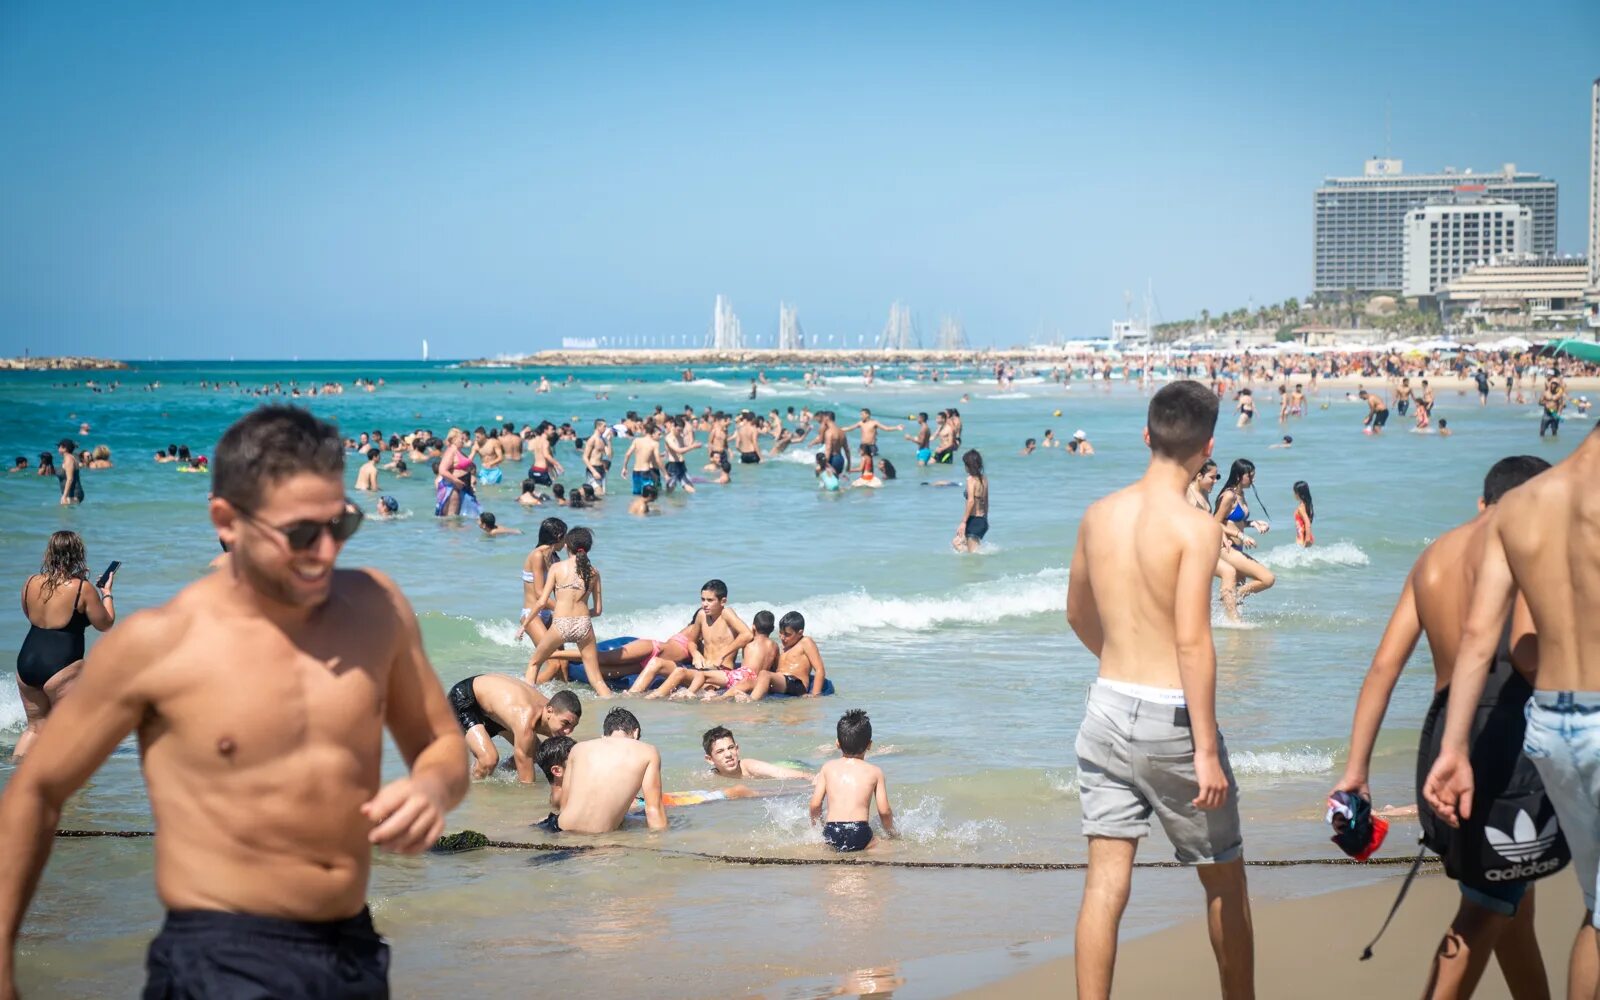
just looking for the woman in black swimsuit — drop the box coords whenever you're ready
[14,531,115,758]
[56,439,84,505]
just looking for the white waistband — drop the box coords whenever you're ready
[1095,677,1187,707]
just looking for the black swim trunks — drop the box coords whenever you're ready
[932,448,954,465]
[144,907,388,1000]
[1372,409,1389,428]
[822,820,872,852]
[964,515,989,541]
[860,443,878,458]
[781,675,808,697]
[740,451,761,464]
[827,452,845,474]
[448,677,507,740]
[529,468,553,486]
[537,812,561,833]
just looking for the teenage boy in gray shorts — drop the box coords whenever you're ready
[1066,380,1254,999]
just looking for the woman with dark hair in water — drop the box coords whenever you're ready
[514,517,568,653]
[1187,459,1242,621]
[56,440,84,505]
[954,449,989,553]
[523,527,607,697]
[1293,481,1315,548]
[1212,458,1276,601]
[14,531,115,757]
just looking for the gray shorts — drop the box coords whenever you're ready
[1074,683,1243,865]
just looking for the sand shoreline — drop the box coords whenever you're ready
[953,869,1585,999]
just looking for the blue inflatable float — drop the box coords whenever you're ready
[565,636,835,696]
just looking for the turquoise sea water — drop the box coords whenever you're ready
[0,360,1586,997]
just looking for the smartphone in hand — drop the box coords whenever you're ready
[96,560,121,588]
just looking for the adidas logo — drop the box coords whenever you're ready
[1485,810,1560,863]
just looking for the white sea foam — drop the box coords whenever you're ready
[0,686,27,731]
[1254,541,1369,569]
[980,392,1034,399]
[774,448,823,465]
[469,569,1067,648]
[747,794,1004,851]
[1230,747,1335,776]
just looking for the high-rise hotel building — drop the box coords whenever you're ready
[1313,159,1557,295]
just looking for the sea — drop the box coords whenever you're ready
[0,360,1585,997]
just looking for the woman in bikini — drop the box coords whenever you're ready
[523,527,607,698]
[954,449,988,552]
[434,427,479,517]
[1212,458,1276,603]
[516,517,567,669]
[1293,480,1315,548]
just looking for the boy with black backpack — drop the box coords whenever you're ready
[1335,455,1566,997]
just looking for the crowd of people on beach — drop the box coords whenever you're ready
[3,353,1598,998]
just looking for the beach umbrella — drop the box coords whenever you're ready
[1545,339,1600,364]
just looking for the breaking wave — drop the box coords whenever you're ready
[1253,541,1370,570]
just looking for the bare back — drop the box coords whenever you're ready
[558,736,660,833]
[1071,482,1221,688]
[816,757,882,823]
[1412,516,1536,690]
[1494,442,1600,691]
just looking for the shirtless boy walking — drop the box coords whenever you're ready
[1065,380,1253,999]
[0,405,469,998]
[809,709,895,852]
[1426,423,1600,999]
[1334,456,1554,998]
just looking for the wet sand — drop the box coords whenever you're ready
[957,871,1586,999]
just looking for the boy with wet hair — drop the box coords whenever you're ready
[1066,380,1254,999]
[702,726,811,780]
[746,611,827,700]
[648,580,753,699]
[552,708,665,834]
[535,735,575,831]
[809,710,894,852]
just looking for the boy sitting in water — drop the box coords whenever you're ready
[628,483,659,516]
[745,611,826,700]
[702,726,812,780]
[702,610,781,701]
[478,512,522,537]
[809,710,895,853]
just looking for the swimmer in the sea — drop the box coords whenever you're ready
[905,412,933,465]
[702,726,812,779]
[746,610,827,700]
[629,483,659,515]
[1292,480,1314,548]
[1187,459,1241,621]
[354,448,380,491]
[545,708,665,834]
[478,512,522,537]
[1269,435,1292,449]
[647,580,753,700]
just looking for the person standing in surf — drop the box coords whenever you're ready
[1066,380,1254,1000]
[0,404,468,998]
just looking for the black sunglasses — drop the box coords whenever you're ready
[235,500,363,551]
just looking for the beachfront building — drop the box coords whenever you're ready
[1438,256,1591,330]
[1314,159,1557,296]
[1401,194,1530,298]
[1589,78,1599,299]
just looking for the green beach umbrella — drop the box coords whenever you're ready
[1544,339,1600,364]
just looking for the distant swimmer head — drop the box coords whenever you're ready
[536,735,574,783]
[1281,435,1293,445]
[962,449,985,478]
[752,610,775,636]
[641,484,658,502]
[478,512,497,532]
[1221,458,1256,492]
[603,707,641,739]
[1481,455,1552,507]
[521,478,539,496]
[543,690,582,737]
[880,458,897,480]
[538,517,568,549]
[377,495,399,514]
[837,709,872,757]
[1145,381,1219,464]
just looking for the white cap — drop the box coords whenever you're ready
[1073,429,1087,440]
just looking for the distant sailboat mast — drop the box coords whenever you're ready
[422,338,429,362]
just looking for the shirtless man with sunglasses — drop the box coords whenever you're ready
[0,404,468,999]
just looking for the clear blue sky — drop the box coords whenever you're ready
[2,1,1596,359]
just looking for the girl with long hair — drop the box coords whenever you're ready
[954,449,989,552]
[1188,459,1243,620]
[1293,481,1315,548]
[515,518,568,653]
[523,527,606,697]
[14,531,116,757]
[1212,458,1276,602]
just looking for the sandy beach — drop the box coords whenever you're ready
[960,870,1585,999]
